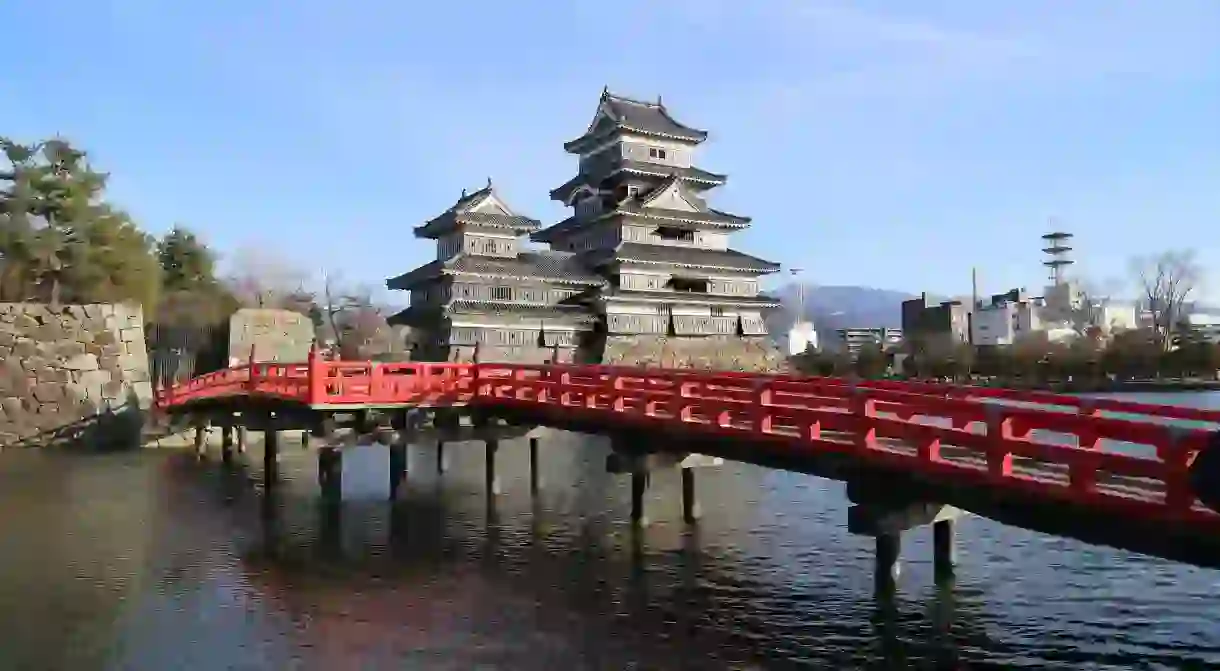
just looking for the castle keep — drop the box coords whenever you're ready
[389,90,783,369]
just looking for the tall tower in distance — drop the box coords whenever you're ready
[1041,230,1074,286]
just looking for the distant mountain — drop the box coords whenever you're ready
[766,284,915,344]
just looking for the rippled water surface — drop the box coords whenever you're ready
[2,393,1220,669]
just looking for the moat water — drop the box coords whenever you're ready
[2,392,1220,670]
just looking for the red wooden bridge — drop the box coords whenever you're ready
[156,349,1220,581]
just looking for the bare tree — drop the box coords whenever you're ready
[1131,250,1202,350]
[223,246,312,309]
[320,272,404,360]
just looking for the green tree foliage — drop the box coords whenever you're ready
[853,343,888,379]
[0,136,160,310]
[158,225,217,292]
[792,348,853,377]
[155,226,237,328]
[902,328,1220,386]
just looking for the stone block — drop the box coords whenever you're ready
[63,353,100,371]
[13,339,38,358]
[32,383,64,403]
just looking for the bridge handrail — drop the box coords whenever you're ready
[156,356,1218,524]
[476,367,1214,525]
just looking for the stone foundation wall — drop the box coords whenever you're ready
[0,303,152,448]
[600,335,787,373]
[228,308,315,364]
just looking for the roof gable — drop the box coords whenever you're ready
[564,89,708,153]
[467,191,513,216]
[639,176,701,212]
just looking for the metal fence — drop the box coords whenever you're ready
[146,322,229,390]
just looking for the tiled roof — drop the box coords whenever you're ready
[564,91,708,153]
[600,290,782,308]
[617,201,750,226]
[415,212,540,239]
[413,182,541,239]
[387,302,595,326]
[532,204,750,244]
[585,243,780,273]
[386,252,605,290]
[549,160,727,202]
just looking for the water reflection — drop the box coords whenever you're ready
[1,422,1220,668]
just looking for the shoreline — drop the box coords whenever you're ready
[970,379,1220,394]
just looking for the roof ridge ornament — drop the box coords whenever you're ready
[600,85,609,99]
[486,176,493,189]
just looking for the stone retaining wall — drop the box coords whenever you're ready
[601,335,787,373]
[0,303,152,448]
[228,308,314,364]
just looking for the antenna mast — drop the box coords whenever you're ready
[1041,224,1074,286]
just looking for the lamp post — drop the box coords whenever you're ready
[790,268,805,319]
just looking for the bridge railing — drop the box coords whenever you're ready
[155,347,476,408]
[155,358,1219,523]
[472,363,1218,527]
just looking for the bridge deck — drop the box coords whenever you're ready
[156,355,1220,566]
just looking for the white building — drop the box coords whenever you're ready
[971,287,1084,346]
[1098,302,1139,334]
[834,327,902,354]
[1183,312,1220,344]
[787,320,817,355]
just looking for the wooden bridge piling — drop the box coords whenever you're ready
[436,441,448,474]
[193,423,207,460]
[681,467,700,523]
[933,519,957,582]
[263,426,279,487]
[318,446,342,503]
[485,440,502,496]
[389,439,407,500]
[528,436,541,494]
[630,471,650,526]
[220,425,234,466]
[874,534,902,595]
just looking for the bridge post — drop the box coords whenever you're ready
[437,441,448,474]
[681,467,701,523]
[318,446,343,504]
[630,471,650,526]
[193,422,207,460]
[528,436,541,494]
[220,425,234,466]
[263,426,279,487]
[875,533,902,594]
[485,440,501,496]
[933,519,956,582]
[389,439,408,500]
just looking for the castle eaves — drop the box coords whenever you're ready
[563,91,708,153]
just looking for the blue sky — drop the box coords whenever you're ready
[1,1,1217,303]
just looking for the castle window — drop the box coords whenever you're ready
[656,226,694,242]
[649,147,667,160]
[668,277,709,293]
[711,306,725,317]
[490,286,512,300]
